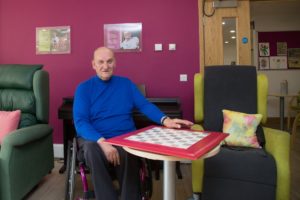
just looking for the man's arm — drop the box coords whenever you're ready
[73,84,103,141]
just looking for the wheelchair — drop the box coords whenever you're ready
[65,137,153,200]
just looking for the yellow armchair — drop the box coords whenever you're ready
[191,66,290,200]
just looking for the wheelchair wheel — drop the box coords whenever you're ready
[65,138,78,200]
[140,158,153,200]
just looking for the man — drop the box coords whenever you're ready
[73,47,193,200]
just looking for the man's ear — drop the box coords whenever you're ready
[92,60,96,70]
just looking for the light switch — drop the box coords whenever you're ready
[180,74,187,82]
[154,43,163,51]
[169,43,176,51]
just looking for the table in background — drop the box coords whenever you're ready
[268,93,297,130]
[58,96,182,174]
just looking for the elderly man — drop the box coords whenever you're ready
[73,47,193,200]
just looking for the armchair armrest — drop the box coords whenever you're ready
[263,127,290,200]
[1,124,53,147]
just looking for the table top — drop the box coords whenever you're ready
[123,144,221,162]
[105,125,228,160]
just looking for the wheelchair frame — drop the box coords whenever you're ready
[64,137,153,200]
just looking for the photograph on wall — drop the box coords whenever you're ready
[36,26,71,54]
[258,42,270,56]
[258,57,270,70]
[277,42,287,56]
[269,56,287,70]
[104,23,142,52]
[288,48,300,68]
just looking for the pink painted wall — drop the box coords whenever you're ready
[0,0,200,143]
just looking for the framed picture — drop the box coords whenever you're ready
[258,42,270,56]
[258,57,270,70]
[288,48,300,68]
[277,42,287,56]
[269,56,288,70]
[36,26,71,54]
[104,23,142,52]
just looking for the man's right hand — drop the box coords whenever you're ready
[97,139,120,166]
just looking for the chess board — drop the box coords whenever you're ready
[105,125,228,160]
[126,126,209,149]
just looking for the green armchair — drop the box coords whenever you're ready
[191,66,290,200]
[0,64,54,200]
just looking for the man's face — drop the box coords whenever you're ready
[92,48,116,81]
[124,32,132,40]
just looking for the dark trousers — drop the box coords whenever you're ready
[78,138,141,200]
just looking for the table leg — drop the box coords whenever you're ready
[163,160,176,200]
[280,96,285,130]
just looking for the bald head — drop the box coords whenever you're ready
[93,47,114,60]
[92,47,116,81]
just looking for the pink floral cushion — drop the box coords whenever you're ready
[0,110,21,145]
[222,109,262,148]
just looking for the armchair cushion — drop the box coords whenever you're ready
[222,109,262,148]
[0,110,21,144]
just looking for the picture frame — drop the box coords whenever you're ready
[104,23,142,52]
[36,26,71,54]
[269,56,288,70]
[258,57,270,70]
[288,48,300,68]
[277,42,287,56]
[258,42,270,57]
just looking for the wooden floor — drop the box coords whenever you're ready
[25,121,300,200]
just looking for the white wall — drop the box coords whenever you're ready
[251,1,300,117]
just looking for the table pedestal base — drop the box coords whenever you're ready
[164,161,176,200]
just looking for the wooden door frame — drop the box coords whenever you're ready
[198,0,251,73]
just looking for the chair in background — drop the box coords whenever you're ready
[190,66,290,200]
[292,112,300,147]
[0,64,54,200]
[287,92,300,131]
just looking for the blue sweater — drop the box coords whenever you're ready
[73,75,165,141]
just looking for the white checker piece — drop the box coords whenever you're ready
[126,127,209,149]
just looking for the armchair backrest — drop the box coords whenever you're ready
[194,65,268,129]
[0,64,49,128]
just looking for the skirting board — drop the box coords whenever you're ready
[53,144,64,158]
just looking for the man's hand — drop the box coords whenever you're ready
[97,139,120,166]
[163,117,194,129]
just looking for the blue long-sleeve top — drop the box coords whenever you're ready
[73,75,166,141]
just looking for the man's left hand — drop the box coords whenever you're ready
[163,117,194,129]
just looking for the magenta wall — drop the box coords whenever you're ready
[0,0,199,143]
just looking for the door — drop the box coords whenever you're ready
[198,0,251,73]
